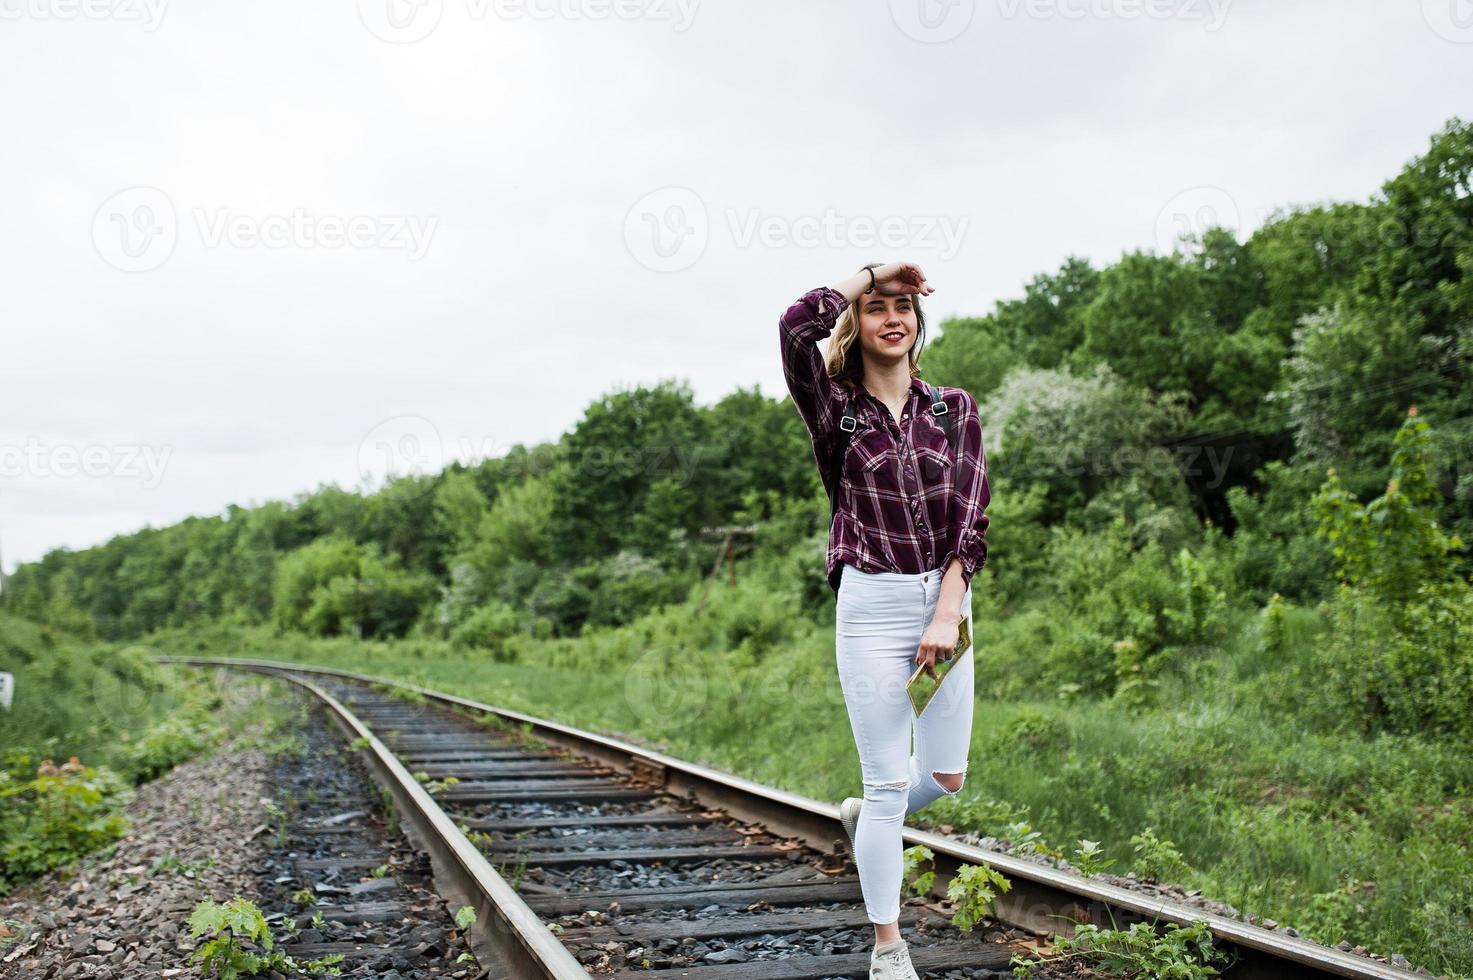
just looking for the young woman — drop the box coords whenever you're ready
[778,261,991,980]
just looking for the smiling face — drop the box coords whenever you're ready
[854,291,919,367]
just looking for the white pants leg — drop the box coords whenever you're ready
[835,560,975,925]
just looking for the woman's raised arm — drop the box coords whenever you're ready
[777,285,851,441]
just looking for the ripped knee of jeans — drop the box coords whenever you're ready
[930,769,966,795]
[862,778,910,812]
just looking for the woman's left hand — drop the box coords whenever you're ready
[916,614,960,671]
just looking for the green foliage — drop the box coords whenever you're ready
[117,711,218,782]
[1129,828,1191,882]
[945,256,1098,376]
[1071,839,1116,877]
[1311,409,1464,604]
[1005,821,1065,861]
[1012,918,1232,979]
[0,618,239,892]
[980,362,1194,535]
[0,758,130,891]
[1308,580,1473,738]
[946,861,1013,932]
[1221,460,1339,603]
[454,905,477,930]
[900,845,1012,933]
[902,843,935,896]
[1072,230,1270,430]
[1304,408,1473,738]
[4,116,1473,978]
[449,602,521,658]
[273,535,436,639]
[994,518,1235,701]
[188,896,344,978]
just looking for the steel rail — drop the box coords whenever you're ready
[195,660,590,980]
[161,655,1423,980]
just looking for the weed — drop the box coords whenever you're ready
[412,771,460,796]
[948,862,1013,932]
[1130,828,1190,882]
[378,786,401,837]
[149,853,215,877]
[0,759,130,890]
[1010,917,1232,979]
[1005,821,1064,861]
[902,844,936,896]
[902,845,1012,933]
[188,896,345,978]
[1071,839,1116,877]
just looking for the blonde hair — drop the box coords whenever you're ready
[823,261,929,393]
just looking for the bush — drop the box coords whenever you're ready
[1308,581,1473,739]
[273,536,437,639]
[450,603,521,660]
[0,757,131,890]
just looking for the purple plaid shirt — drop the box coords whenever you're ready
[779,285,991,596]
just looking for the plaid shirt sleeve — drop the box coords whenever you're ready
[777,285,849,443]
[940,389,990,590]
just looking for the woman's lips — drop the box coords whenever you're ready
[881,333,905,343]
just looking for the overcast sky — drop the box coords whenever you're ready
[2,0,1470,575]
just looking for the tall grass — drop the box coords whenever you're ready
[148,571,1473,976]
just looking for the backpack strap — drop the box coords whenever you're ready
[827,393,858,526]
[926,382,956,455]
[829,382,953,526]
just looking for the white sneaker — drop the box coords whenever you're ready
[839,796,862,856]
[870,939,919,980]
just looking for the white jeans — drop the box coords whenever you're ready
[835,560,975,925]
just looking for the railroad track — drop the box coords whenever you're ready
[162,657,1421,980]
